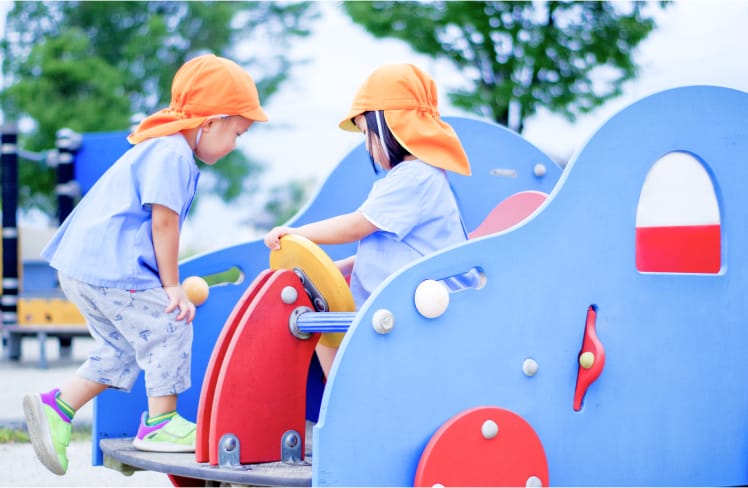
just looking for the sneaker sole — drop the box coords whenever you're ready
[23,395,66,475]
[132,437,195,453]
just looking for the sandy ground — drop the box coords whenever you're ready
[0,335,167,487]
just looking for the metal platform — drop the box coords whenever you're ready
[99,423,314,487]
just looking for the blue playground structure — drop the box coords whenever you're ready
[53,85,748,486]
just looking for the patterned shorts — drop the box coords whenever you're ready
[59,274,193,397]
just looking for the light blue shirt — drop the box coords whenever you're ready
[349,160,466,308]
[41,134,199,290]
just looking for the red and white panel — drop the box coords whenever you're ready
[636,151,721,273]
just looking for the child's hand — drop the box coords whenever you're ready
[163,285,196,323]
[264,226,292,250]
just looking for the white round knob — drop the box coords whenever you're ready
[372,309,395,334]
[280,286,298,304]
[414,279,450,318]
[481,419,499,439]
[533,163,547,177]
[526,475,542,487]
[522,358,538,377]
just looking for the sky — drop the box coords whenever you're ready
[3,1,748,254]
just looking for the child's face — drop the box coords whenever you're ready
[195,116,253,165]
[354,114,390,170]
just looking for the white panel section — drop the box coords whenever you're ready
[636,152,720,227]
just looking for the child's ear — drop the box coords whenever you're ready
[203,117,223,131]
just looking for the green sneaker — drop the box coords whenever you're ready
[23,388,71,475]
[132,412,196,452]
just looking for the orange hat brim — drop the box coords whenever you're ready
[385,110,471,176]
[338,64,471,176]
[127,105,268,145]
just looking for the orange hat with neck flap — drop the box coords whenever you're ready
[339,63,471,176]
[128,54,268,144]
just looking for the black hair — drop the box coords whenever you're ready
[362,111,411,174]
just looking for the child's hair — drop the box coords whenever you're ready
[363,110,411,173]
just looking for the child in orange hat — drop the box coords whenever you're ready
[23,54,268,475]
[264,63,471,376]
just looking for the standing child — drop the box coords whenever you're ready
[264,63,471,376]
[23,53,268,475]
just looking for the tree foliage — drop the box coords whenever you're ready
[1,1,319,217]
[343,1,670,132]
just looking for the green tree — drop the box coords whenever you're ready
[263,178,317,227]
[1,1,319,216]
[343,1,669,133]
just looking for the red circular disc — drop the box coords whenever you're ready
[414,406,548,487]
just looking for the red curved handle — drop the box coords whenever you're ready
[573,306,605,411]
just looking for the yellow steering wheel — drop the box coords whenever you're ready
[269,234,355,347]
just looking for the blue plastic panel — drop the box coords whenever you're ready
[313,87,748,486]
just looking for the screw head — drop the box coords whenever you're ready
[222,437,237,452]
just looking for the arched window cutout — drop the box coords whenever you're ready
[636,151,721,274]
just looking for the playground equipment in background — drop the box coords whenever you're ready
[0,125,132,367]
[94,86,748,486]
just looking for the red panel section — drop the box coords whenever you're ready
[414,406,548,487]
[208,270,319,465]
[168,474,203,487]
[469,191,547,239]
[195,269,273,462]
[573,306,605,411]
[635,224,720,273]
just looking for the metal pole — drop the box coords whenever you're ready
[295,312,356,333]
[1,123,20,359]
[54,128,82,224]
[53,128,82,357]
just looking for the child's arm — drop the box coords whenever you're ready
[264,211,377,250]
[152,203,196,323]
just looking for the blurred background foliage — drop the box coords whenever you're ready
[1,1,320,217]
[345,1,670,133]
[0,1,668,226]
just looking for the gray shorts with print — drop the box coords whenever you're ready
[58,273,193,397]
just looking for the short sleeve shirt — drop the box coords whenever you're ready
[349,160,466,308]
[41,134,200,290]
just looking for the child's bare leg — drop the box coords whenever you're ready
[315,343,339,378]
[58,375,108,411]
[148,394,178,417]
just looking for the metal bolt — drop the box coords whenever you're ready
[285,433,299,448]
[222,436,237,452]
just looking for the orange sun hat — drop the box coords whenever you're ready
[128,54,269,144]
[339,63,471,176]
